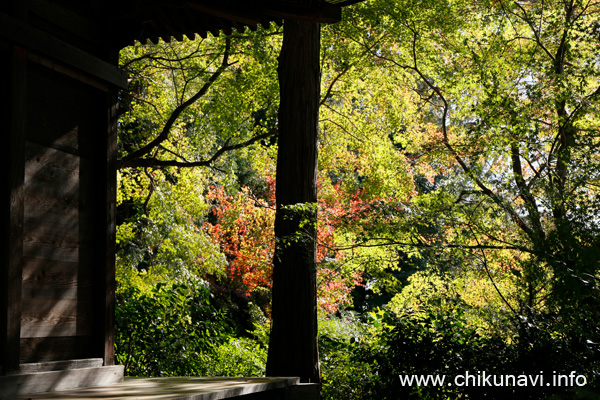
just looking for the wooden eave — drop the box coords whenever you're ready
[108,0,365,46]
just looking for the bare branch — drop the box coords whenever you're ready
[510,142,546,239]
[118,128,278,169]
[121,37,235,163]
[320,66,351,106]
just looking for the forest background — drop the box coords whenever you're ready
[113,0,600,398]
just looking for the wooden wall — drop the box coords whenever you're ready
[1,2,123,373]
[20,63,105,363]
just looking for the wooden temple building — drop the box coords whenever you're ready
[0,0,361,398]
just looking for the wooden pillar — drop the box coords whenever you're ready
[101,88,119,367]
[266,19,321,384]
[1,44,27,375]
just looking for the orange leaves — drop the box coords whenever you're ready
[204,182,276,295]
[320,182,404,237]
[204,178,374,314]
[317,268,363,314]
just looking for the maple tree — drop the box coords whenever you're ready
[203,176,365,315]
[204,180,276,297]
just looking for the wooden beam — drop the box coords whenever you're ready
[2,376,304,400]
[0,40,8,377]
[27,52,110,92]
[19,358,103,374]
[0,44,27,376]
[101,87,119,367]
[26,0,104,45]
[187,1,341,25]
[186,2,265,26]
[0,12,128,89]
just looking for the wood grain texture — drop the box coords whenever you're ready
[19,358,103,373]
[6,376,302,400]
[0,12,128,88]
[21,298,93,338]
[22,258,92,300]
[0,365,124,398]
[22,242,80,264]
[18,57,108,364]
[99,90,119,366]
[20,337,92,364]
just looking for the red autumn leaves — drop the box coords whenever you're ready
[204,177,368,313]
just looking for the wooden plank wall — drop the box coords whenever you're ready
[1,1,122,373]
[1,41,27,376]
[20,63,105,364]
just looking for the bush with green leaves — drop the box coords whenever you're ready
[205,336,267,377]
[353,304,599,400]
[319,313,378,400]
[115,280,270,377]
[116,281,232,376]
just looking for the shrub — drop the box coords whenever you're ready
[205,337,267,377]
[358,306,599,400]
[319,313,378,400]
[115,281,231,376]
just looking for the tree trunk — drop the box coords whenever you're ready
[266,19,321,384]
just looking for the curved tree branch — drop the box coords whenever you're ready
[411,28,538,242]
[510,142,546,240]
[121,36,235,164]
[320,65,351,106]
[118,128,278,169]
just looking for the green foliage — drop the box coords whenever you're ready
[319,302,599,400]
[319,313,378,400]
[206,336,267,377]
[365,307,508,399]
[115,280,269,377]
[115,281,231,376]
[118,30,280,170]
[116,168,226,288]
[326,0,600,359]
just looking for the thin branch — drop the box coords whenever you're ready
[510,142,546,239]
[513,1,557,63]
[158,144,190,162]
[121,37,235,163]
[120,39,205,69]
[142,168,156,216]
[478,239,518,315]
[405,28,538,242]
[118,128,278,169]
[327,236,532,253]
[320,66,351,106]
[320,117,365,143]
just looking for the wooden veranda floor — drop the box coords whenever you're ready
[11,376,313,400]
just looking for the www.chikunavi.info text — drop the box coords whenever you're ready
[399,371,588,387]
